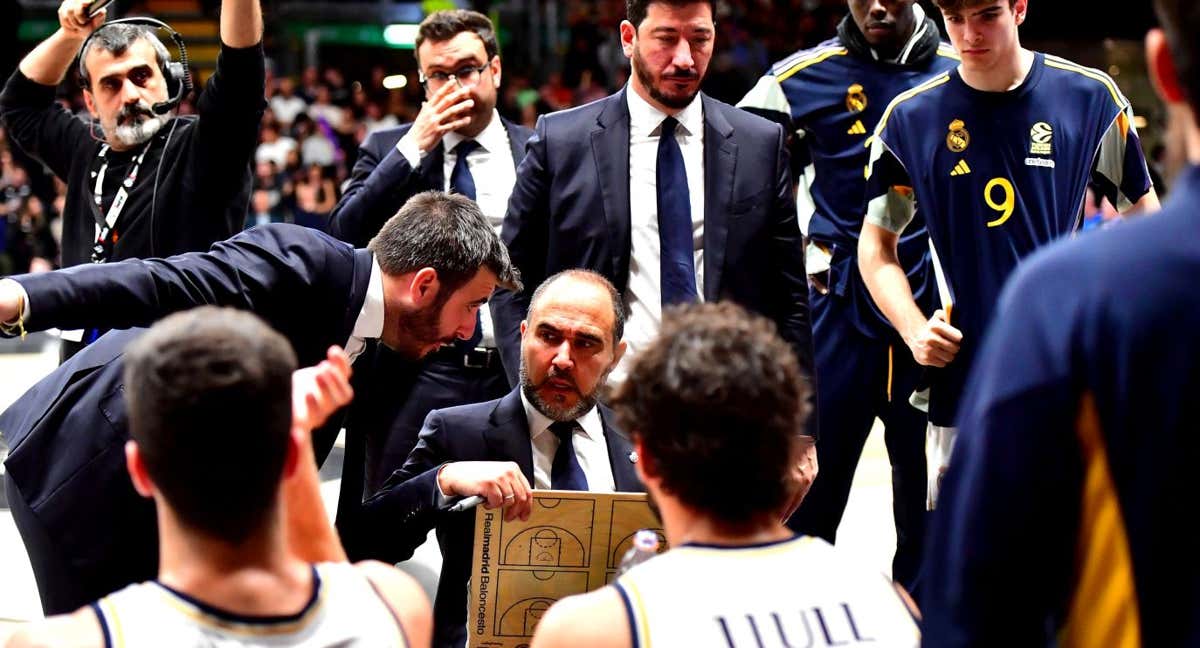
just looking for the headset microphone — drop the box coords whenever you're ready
[78,16,193,115]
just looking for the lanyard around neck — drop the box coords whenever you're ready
[89,141,151,262]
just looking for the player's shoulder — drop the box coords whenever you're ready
[935,41,962,65]
[4,607,106,648]
[770,38,850,82]
[1040,53,1129,109]
[875,69,955,133]
[530,587,629,648]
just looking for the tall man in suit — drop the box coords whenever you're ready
[0,191,519,614]
[352,270,643,648]
[328,10,535,492]
[493,0,813,394]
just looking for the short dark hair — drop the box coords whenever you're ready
[1154,0,1200,113]
[527,269,626,343]
[611,302,811,525]
[124,307,297,544]
[932,0,1017,13]
[415,10,500,64]
[368,191,521,295]
[626,0,716,28]
[78,24,171,91]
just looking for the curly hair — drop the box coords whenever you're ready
[611,302,812,524]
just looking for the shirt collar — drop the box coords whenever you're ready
[352,256,386,341]
[444,109,507,156]
[625,83,703,139]
[520,388,605,443]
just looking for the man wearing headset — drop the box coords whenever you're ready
[0,0,264,360]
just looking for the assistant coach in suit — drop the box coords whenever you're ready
[353,270,643,648]
[0,191,519,614]
[492,0,814,393]
[328,10,534,493]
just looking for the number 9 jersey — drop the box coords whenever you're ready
[863,52,1153,427]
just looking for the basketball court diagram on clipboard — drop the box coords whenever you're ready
[468,491,665,647]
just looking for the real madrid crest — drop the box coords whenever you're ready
[946,119,970,153]
[846,84,868,113]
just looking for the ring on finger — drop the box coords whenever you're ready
[503,493,515,501]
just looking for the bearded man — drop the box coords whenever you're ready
[0,0,264,359]
[492,0,814,405]
[354,269,645,648]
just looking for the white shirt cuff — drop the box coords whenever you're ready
[395,134,424,168]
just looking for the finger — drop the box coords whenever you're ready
[925,335,961,355]
[326,345,351,378]
[481,483,504,509]
[431,84,470,109]
[932,309,948,323]
[434,98,475,121]
[929,318,963,341]
[437,117,474,135]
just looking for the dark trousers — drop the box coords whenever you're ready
[788,287,928,590]
[5,473,156,614]
[361,346,510,495]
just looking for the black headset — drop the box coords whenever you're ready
[78,16,193,115]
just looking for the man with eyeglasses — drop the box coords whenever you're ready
[326,10,534,497]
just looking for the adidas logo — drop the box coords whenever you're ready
[847,120,867,135]
[950,159,972,176]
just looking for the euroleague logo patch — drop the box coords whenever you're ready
[946,119,970,153]
[1030,121,1053,155]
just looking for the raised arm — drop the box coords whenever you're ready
[285,346,354,564]
[219,0,262,48]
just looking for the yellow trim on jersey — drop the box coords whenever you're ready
[1043,56,1126,109]
[623,581,654,648]
[99,598,127,648]
[886,345,894,403]
[1060,393,1141,648]
[937,44,962,60]
[154,585,327,637]
[870,73,952,146]
[776,47,850,82]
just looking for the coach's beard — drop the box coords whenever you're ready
[105,101,171,149]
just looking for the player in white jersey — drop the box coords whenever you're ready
[531,303,918,648]
[4,308,432,648]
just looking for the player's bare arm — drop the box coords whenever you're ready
[859,223,962,367]
[530,587,630,648]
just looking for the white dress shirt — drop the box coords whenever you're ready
[616,88,706,384]
[520,390,616,493]
[396,110,516,347]
[343,257,385,364]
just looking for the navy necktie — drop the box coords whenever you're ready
[449,139,480,200]
[656,117,699,306]
[550,421,589,491]
[449,139,483,348]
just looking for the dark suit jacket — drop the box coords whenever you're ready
[492,88,814,386]
[0,328,158,603]
[0,225,380,604]
[350,389,644,648]
[328,118,534,247]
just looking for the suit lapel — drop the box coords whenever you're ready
[483,390,536,483]
[591,90,633,286]
[599,405,642,492]
[701,94,736,302]
[502,118,529,166]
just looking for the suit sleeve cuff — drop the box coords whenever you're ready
[395,134,424,168]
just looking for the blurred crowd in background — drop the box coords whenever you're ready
[0,0,1163,275]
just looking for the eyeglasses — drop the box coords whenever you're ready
[419,63,490,90]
